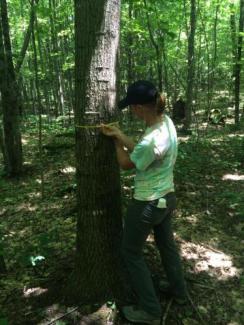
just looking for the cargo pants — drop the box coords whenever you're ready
[121,192,187,317]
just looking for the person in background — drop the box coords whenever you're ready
[101,80,188,324]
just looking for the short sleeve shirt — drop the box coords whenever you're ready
[129,115,177,201]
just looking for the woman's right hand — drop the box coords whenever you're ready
[100,124,122,139]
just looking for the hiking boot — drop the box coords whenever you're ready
[122,305,161,324]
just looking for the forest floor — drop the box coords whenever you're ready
[0,116,243,325]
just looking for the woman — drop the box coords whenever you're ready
[101,80,187,324]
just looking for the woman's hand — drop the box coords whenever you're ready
[100,124,135,152]
[100,124,122,140]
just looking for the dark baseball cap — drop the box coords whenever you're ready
[118,80,158,110]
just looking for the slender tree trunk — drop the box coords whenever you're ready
[234,0,244,125]
[143,0,163,91]
[72,0,123,302]
[230,3,237,81]
[0,0,22,176]
[49,0,64,116]
[32,10,44,198]
[195,32,202,112]
[210,2,220,93]
[0,255,7,274]
[162,38,169,95]
[36,17,50,117]
[46,40,59,117]
[184,0,197,129]
[127,0,133,85]
[15,0,39,74]
[0,126,7,167]
[199,7,211,109]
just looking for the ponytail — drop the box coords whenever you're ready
[156,93,166,115]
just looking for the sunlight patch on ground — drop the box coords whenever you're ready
[178,136,190,142]
[16,203,37,212]
[23,161,32,166]
[23,287,48,298]
[60,166,76,174]
[227,133,244,138]
[209,137,224,142]
[185,215,198,224]
[222,174,244,181]
[28,192,41,198]
[181,241,240,280]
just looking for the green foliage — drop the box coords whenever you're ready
[3,0,242,119]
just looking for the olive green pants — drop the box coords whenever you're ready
[121,192,186,317]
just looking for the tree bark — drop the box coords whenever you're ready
[184,0,197,129]
[72,0,123,302]
[0,0,22,176]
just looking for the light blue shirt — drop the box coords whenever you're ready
[129,115,178,201]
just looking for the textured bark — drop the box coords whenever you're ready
[0,0,22,176]
[184,0,197,129]
[73,0,123,302]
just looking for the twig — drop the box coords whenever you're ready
[200,243,223,254]
[185,277,215,290]
[187,293,207,325]
[46,307,78,325]
[162,298,173,325]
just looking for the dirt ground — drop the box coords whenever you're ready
[0,119,243,324]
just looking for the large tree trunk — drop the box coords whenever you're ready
[72,0,123,302]
[0,0,22,176]
[184,0,197,130]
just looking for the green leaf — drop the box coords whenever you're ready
[0,318,8,325]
